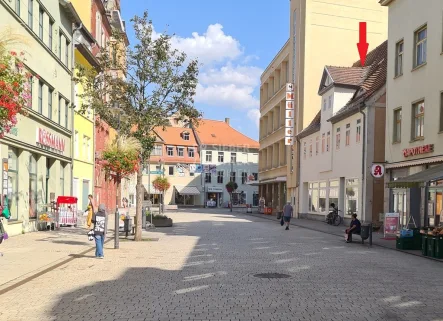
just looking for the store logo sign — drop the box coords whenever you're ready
[285,82,295,146]
[403,144,434,158]
[371,164,385,178]
[37,128,66,152]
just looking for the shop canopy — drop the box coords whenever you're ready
[387,163,443,189]
[174,185,201,195]
[142,184,162,194]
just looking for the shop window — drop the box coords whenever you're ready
[29,154,38,218]
[345,178,359,216]
[175,193,194,205]
[329,180,339,209]
[7,147,19,220]
[253,192,259,207]
[308,182,319,213]
[319,182,327,212]
[392,189,407,226]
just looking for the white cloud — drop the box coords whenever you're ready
[154,24,242,65]
[196,83,258,109]
[247,109,260,128]
[200,64,262,87]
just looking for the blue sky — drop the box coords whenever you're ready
[122,0,289,140]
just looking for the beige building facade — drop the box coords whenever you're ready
[259,0,388,212]
[381,0,443,228]
[0,0,75,235]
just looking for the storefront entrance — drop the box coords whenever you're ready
[207,192,220,207]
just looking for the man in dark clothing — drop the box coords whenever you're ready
[282,202,293,230]
[91,204,107,258]
[345,214,361,243]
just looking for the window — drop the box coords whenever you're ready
[48,88,53,119]
[206,151,212,162]
[308,182,319,213]
[7,147,18,220]
[413,101,425,139]
[326,131,330,152]
[58,96,63,124]
[315,136,319,155]
[309,139,312,157]
[168,166,174,176]
[183,132,190,140]
[38,81,43,113]
[253,173,258,180]
[328,96,332,109]
[356,119,361,143]
[319,181,327,212]
[65,40,70,66]
[242,172,247,184]
[28,0,33,29]
[303,142,306,159]
[345,179,359,216]
[29,154,37,218]
[323,98,327,111]
[230,171,236,183]
[336,127,341,149]
[218,152,224,163]
[177,147,184,157]
[152,145,162,156]
[74,131,79,157]
[29,75,33,108]
[87,138,91,161]
[39,9,44,39]
[345,124,351,146]
[167,146,173,156]
[65,100,69,128]
[60,162,65,196]
[188,148,194,158]
[49,20,53,49]
[15,0,20,15]
[205,172,211,183]
[217,171,224,184]
[58,32,62,59]
[329,180,339,209]
[395,40,403,76]
[414,26,427,67]
[231,153,237,163]
[321,134,325,153]
[83,136,90,161]
[440,93,443,132]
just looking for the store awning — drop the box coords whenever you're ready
[258,176,287,185]
[143,184,162,194]
[246,180,259,186]
[175,185,201,195]
[387,163,443,188]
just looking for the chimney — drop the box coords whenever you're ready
[225,118,230,125]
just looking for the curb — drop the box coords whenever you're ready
[0,236,114,296]
[238,211,443,263]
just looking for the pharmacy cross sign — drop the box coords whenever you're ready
[371,164,385,178]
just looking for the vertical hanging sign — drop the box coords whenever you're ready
[285,83,295,145]
[2,158,8,204]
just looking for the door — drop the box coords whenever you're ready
[436,191,442,226]
[82,180,90,211]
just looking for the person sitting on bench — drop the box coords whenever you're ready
[346,214,361,243]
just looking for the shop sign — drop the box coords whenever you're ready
[384,213,400,238]
[207,186,223,193]
[403,144,434,158]
[285,82,295,146]
[371,164,385,178]
[36,128,66,153]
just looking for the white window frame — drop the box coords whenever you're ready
[206,151,212,162]
[177,147,184,157]
[188,148,194,158]
[395,40,404,76]
[167,146,174,156]
[412,100,425,139]
[414,25,427,67]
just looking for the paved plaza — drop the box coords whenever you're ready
[0,209,442,321]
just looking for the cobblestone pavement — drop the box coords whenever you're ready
[1,209,442,321]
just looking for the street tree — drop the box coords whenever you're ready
[225,181,238,213]
[75,11,201,241]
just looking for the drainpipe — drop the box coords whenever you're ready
[295,136,301,218]
[71,23,83,197]
[358,102,367,222]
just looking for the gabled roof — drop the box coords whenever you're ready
[153,126,197,147]
[328,40,387,123]
[297,111,321,139]
[194,119,259,149]
[318,66,368,95]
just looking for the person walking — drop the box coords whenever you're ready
[91,204,107,259]
[85,194,94,229]
[282,201,293,230]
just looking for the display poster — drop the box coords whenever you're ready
[384,213,400,237]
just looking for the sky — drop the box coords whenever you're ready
[121,0,290,141]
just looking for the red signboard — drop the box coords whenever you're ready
[403,144,434,158]
[37,128,66,152]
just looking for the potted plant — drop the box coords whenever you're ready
[225,181,238,212]
[146,212,173,227]
[152,177,171,214]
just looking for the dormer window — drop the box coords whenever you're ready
[183,132,190,140]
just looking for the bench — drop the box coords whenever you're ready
[164,204,178,211]
[348,231,369,244]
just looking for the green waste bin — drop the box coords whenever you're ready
[412,229,422,250]
[396,237,414,250]
[421,235,427,256]
[435,236,443,259]
[427,237,436,258]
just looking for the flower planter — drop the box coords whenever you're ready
[152,218,173,227]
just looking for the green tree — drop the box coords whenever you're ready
[75,11,200,241]
[225,181,238,213]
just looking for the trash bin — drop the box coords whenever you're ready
[421,234,428,256]
[427,237,436,258]
[123,215,132,237]
[360,224,370,241]
[435,235,443,259]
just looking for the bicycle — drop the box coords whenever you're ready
[325,208,342,226]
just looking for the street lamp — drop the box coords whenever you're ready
[110,102,129,249]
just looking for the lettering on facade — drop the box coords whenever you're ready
[285,83,295,146]
[402,144,434,158]
[36,128,66,153]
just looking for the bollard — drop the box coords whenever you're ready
[369,223,373,247]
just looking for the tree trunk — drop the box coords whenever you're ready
[230,192,232,212]
[134,163,143,241]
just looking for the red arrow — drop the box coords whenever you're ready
[357,22,369,66]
